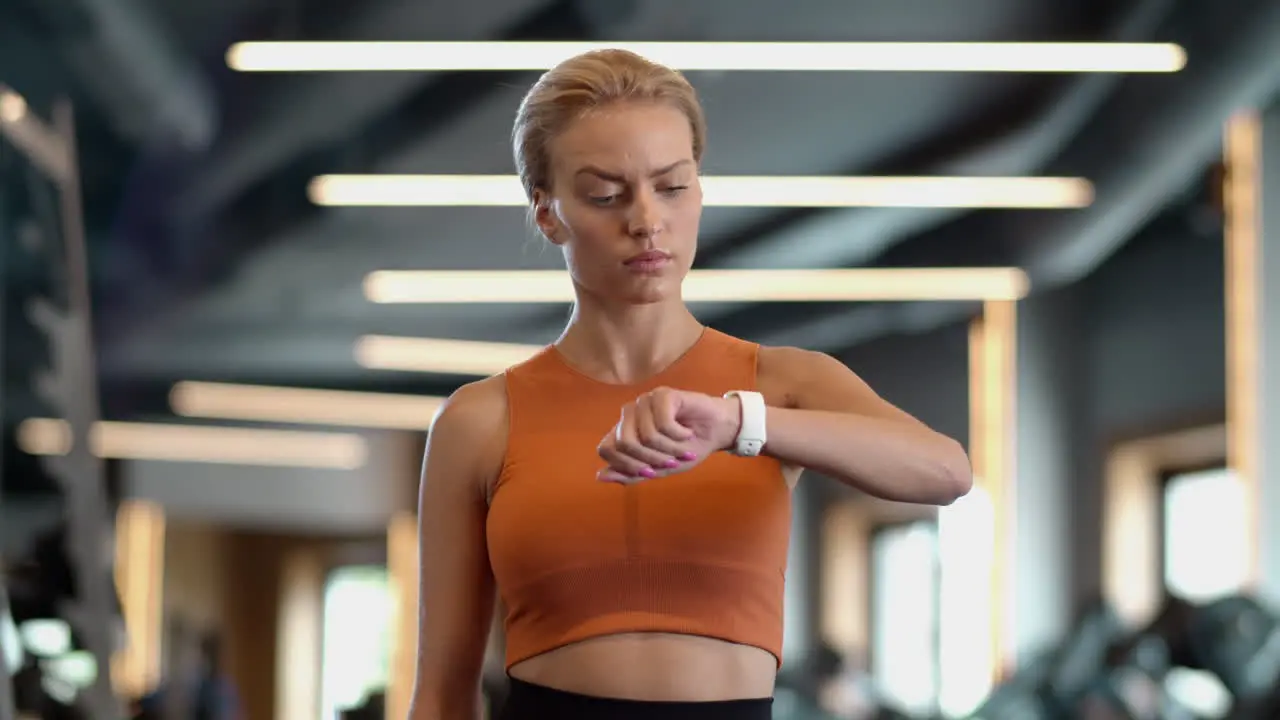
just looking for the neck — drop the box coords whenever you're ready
[556,295,703,385]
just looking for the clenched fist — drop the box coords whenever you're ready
[597,386,742,483]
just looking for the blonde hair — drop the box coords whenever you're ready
[512,48,707,201]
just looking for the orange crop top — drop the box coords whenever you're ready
[486,328,792,671]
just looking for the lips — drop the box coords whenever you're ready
[624,250,672,265]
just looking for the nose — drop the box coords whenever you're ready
[626,191,663,239]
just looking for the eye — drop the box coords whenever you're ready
[588,195,618,206]
[660,185,689,197]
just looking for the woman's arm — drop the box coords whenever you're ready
[410,378,507,720]
[757,346,972,505]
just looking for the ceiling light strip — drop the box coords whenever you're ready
[355,336,544,376]
[227,41,1187,74]
[17,418,368,469]
[308,174,1094,209]
[169,381,444,430]
[362,268,1031,304]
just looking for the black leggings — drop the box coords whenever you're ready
[496,678,773,720]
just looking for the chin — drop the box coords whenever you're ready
[622,290,672,305]
[619,274,682,305]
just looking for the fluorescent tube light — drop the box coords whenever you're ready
[363,268,1030,305]
[355,336,544,376]
[227,41,1187,74]
[308,174,1094,209]
[170,381,444,431]
[17,418,368,469]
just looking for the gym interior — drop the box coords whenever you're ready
[3,1,1280,718]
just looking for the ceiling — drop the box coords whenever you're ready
[2,0,1280,426]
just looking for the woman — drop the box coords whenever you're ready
[411,48,972,720]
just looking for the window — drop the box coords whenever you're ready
[936,485,996,718]
[870,519,939,715]
[1162,467,1249,602]
[319,565,392,720]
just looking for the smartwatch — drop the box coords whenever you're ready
[723,390,767,457]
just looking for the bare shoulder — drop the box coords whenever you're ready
[756,345,851,408]
[426,375,509,498]
[431,374,508,434]
[757,344,845,374]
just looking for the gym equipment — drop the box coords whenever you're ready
[1,92,123,719]
[966,593,1280,720]
[1188,596,1280,704]
[970,599,1130,719]
[0,582,14,720]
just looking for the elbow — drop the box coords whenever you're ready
[931,436,973,505]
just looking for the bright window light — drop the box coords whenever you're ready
[937,485,996,717]
[1163,467,1249,602]
[872,521,940,715]
[320,565,393,719]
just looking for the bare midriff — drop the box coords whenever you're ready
[508,632,777,701]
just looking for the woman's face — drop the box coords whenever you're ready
[534,101,702,306]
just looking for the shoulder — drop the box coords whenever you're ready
[757,344,848,381]
[430,374,508,435]
[757,345,859,407]
[757,344,835,370]
[425,375,509,494]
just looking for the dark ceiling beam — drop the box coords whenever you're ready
[1012,0,1280,285]
[517,0,1179,346]
[802,0,1280,359]
[719,0,1175,271]
[172,0,560,223]
[95,0,588,347]
[696,0,1175,328]
[692,84,1055,269]
[14,0,217,150]
[98,0,618,345]
[193,3,602,272]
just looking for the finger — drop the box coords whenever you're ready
[650,388,694,441]
[598,437,653,479]
[615,405,676,470]
[632,400,685,468]
[598,468,634,483]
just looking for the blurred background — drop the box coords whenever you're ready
[2,0,1280,718]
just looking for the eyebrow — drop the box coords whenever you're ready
[574,159,694,183]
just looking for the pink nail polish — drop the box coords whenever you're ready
[679,451,697,461]
[661,459,679,469]
[639,467,656,478]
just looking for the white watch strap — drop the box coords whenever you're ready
[724,390,767,457]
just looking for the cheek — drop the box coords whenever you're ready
[674,197,703,236]
[560,205,614,243]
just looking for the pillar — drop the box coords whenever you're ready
[1253,103,1280,601]
[1011,287,1080,657]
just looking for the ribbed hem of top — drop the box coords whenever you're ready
[501,557,784,671]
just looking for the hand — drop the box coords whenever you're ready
[597,386,742,483]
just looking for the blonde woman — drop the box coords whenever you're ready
[411,49,972,720]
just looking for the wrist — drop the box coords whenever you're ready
[717,395,744,452]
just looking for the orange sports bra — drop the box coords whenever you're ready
[486,328,792,671]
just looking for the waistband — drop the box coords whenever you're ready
[497,678,773,720]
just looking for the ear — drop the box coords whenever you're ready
[531,189,565,245]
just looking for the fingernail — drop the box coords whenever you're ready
[639,467,656,478]
[661,459,679,469]
[679,451,697,461]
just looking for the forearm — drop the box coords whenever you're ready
[761,406,972,504]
